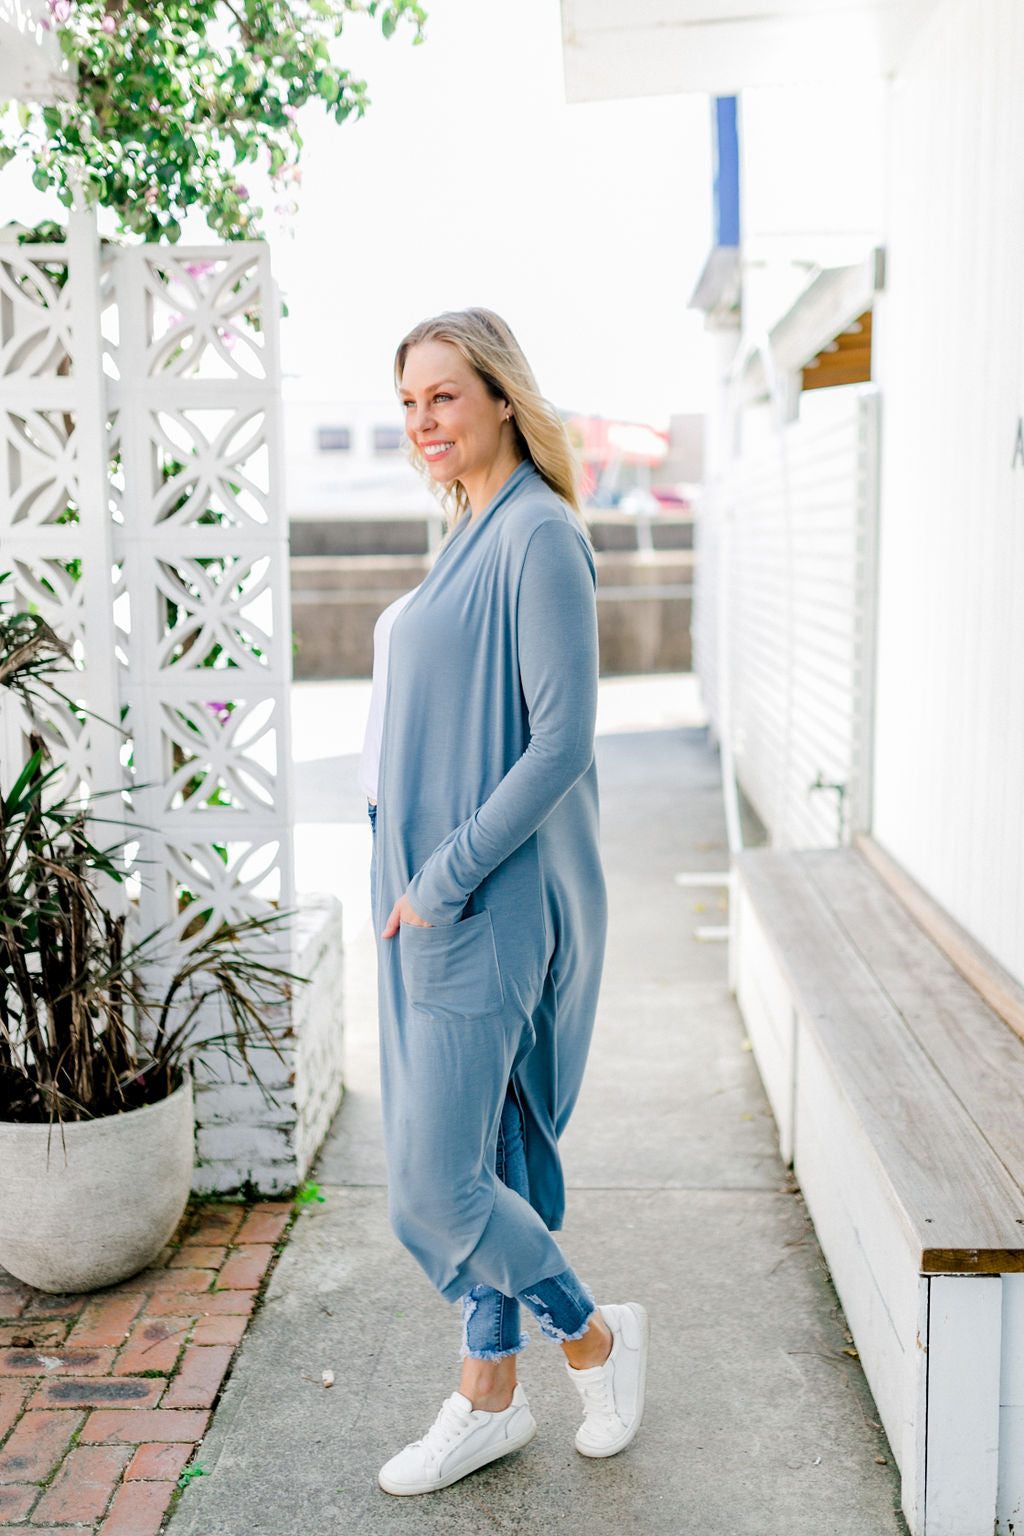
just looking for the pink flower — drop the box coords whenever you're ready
[206,700,232,723]
[101,14,115,31]
[144,186,158,205]
[232,183,249,200]
[48,0,72,21]
[185,260,215,279]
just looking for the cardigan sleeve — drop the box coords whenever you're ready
[405,517,598,925]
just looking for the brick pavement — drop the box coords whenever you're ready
[0,1200,292,1534]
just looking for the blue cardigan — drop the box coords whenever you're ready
[373,460,607,1302]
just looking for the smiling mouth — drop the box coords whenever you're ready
[421,442,454,459]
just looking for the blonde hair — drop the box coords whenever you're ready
[394,307,583,527]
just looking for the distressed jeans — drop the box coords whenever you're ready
[461,1093,594,1361]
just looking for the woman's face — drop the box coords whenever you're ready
[399,340,510,496]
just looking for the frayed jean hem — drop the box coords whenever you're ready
[520,1296,593,1344]
[460,1331,531,1362]
[519,1274,595,1344]
[461,1284,529,1361]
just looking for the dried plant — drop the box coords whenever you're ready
[0,597,300,1125]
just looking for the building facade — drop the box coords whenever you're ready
[561,4,1024,1531]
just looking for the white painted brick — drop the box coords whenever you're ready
[191,1042,295,1094]
[292,896,346,1179]
[192,1159,296,1197]
[188,895,344,1193]
[194,1080,297,1123]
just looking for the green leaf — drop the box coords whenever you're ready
[295,1180,325,1207]
[316,68,339,103]
[3,749,51,817]
[3,0,427,242]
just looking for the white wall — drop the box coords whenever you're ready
[739,77,886,338]
[872,0,1024,985]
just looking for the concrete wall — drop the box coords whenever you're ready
[290,549,694,679]
[289,514,694,557]
[871,0,1024,987]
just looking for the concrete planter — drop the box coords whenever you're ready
[0,1076,194,1294]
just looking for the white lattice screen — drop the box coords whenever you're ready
[0,215,121,812]
[0,212,334,1192]
[1,211,293,951]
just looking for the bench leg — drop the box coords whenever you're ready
[999,1274,1024,1535]
[919,1274,1000,1536]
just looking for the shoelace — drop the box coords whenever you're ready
[412,1396,474,1465]
[575,1369,620,1426]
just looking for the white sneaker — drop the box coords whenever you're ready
[567,1302,649,1457]
[378,1385,537,1495]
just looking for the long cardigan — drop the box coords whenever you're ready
[373,460,607,1303]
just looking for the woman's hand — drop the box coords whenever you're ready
[382,893,432,939]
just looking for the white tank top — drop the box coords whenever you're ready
[359,587,418,802]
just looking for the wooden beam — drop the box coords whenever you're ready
[829,326,872,353]
[798,308,873,390]
[805,344,872,369]
[802,356,872,389]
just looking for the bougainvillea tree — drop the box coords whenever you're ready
[0,0,426,241]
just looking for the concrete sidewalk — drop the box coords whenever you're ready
[169,676,906,1536]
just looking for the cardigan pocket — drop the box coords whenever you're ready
[399,909,504,1021]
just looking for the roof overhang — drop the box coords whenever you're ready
[0,0,75,103]
[740,248,884,402]
[689,245,742,325]
[560,0,940,102]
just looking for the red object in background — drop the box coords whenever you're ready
[567,415,669,468]
[579,463,598,501]
[650,484,691,509]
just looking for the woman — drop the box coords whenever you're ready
[364,308,648,1497]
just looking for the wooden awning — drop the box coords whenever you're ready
[738,255,882,407]
[802,311,872,391]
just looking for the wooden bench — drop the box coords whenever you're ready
[732,846,1024,1536]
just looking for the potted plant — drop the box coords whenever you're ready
[0,601,299,1293]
